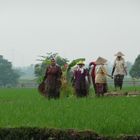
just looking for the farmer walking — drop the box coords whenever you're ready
[111,52,127,90]
[73,61,90,97]
[95,57,113,96]
[42,58,62,99]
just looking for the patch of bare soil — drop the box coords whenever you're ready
[0,128,140,140]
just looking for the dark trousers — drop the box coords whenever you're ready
[47,89,60,99]
[114,75,124,89]
[75,89,88,97]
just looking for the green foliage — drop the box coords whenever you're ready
[17,64,35,79]
[61,83,75,98]
[130,55,140,78]
[34,53,69,83]
[126,61,132,76]
[34,54,86,84]
[0,55,20,87]
[66,58,86,82]
[67,58,85,71]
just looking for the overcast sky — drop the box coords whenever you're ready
[0,0,140,67]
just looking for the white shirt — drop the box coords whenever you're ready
[113,58,127,75]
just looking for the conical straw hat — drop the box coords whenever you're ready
[114,51,124,56]
[77,61,85,65]
[95,57,107,65]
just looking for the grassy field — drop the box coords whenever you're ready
[0,87,140,137]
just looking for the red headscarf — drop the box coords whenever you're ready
[89,62,96,79]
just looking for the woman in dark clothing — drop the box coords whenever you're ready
[73,61,90,97]
[43,58,62,99]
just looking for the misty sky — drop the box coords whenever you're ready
[0,0,140,67]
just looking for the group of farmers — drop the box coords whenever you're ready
[39,51,127,99]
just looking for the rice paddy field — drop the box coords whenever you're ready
[0,87,140,137]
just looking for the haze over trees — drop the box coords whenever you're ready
[130,54,140,78]
[0,52,136,88]
[17,64,35,80]
[0,55,20,87]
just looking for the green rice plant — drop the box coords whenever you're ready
[0,87,140,137]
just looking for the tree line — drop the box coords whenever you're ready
[0,53,140,87]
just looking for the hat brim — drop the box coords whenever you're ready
[95,57,107,65]
[77,63,85,65]
[114,52,125,56]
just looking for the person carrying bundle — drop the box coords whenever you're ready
[95,57,113,96]
[42,57,62,99]
[73,61,90,97]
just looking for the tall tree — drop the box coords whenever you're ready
[0,55,20,87]
[129,54,140,78]
[126,61,132,77]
